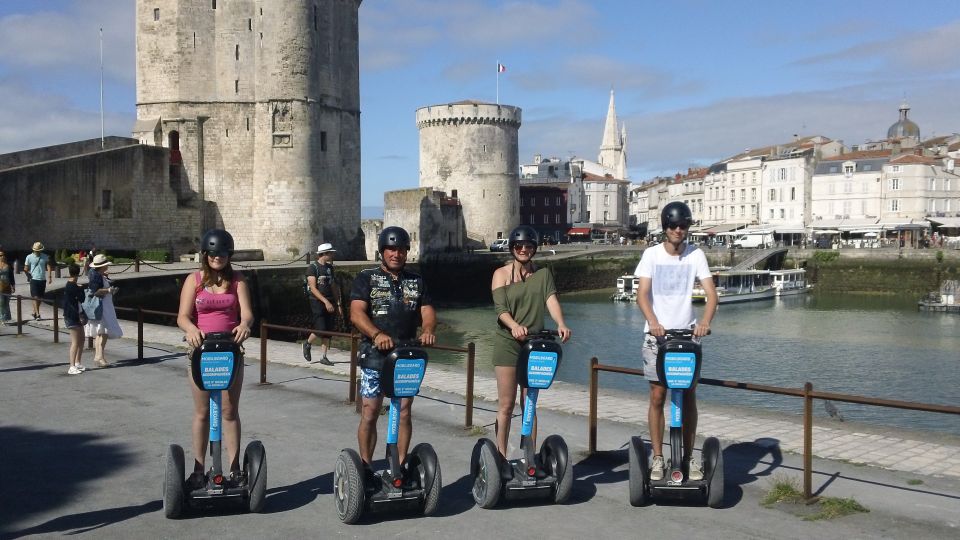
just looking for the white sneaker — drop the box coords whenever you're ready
[67,366,82,375]
[76,364,87,372]
[650,455,665,481]
[686,457,704,481]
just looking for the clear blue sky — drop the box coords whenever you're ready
[2,1,959,206]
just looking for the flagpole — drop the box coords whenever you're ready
[496,59,499,105]
[99,27,104,149]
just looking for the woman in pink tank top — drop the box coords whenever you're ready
[176,229,254,487]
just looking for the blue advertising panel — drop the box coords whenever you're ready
[200,351,235,391]
[392,358,426,397]
[663,352,696,389]
[526,350,558,389]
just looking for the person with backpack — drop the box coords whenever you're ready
[302,243,340,365]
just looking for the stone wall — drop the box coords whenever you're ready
[0,137,139,170]
[384,187,464,261]
[0,144,200,254]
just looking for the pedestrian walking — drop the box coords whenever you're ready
[0,251,15,324]
[23,241,53,320]
[85,254,123,367]
[302,243,340,365]
[62,264,88,375]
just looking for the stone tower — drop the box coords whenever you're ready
[598,89,628,180]
[134,0,362,259]
[416,101,521,246]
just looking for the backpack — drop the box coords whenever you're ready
[303,261,321,297]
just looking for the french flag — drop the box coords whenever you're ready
[497,63,506,73]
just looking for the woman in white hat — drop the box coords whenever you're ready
[86,254,123,367]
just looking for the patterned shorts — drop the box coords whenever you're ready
[359,367,381,398]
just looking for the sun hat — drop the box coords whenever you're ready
[90,254,112,268]
[316,243,336,254]
[32,241,44,252]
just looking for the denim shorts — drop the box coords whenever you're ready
[359,367,381,398]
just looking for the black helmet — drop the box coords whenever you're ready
[378,226,411,252]
[200,229,235,257]
[508,225,539,253]
[660,201,693,231]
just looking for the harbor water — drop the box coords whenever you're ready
[433,291,960,435]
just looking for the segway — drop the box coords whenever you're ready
[334,343,441,524]
[471,329,572,508]
[628,329,723,508]
[163,332,267,518]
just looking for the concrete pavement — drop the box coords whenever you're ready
[2,314,960,539]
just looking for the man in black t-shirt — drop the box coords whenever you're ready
[303,243,340,365]
[350,226,436,474]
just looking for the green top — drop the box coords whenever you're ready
[492,266,557,335]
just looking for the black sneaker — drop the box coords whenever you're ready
[364,466,380,488]
[319,356,334,366]
[186,471,206,491]
[499,459,514,480]
[227,470,248,488]
[302,342,312,362]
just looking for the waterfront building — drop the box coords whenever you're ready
[597,89,628,181]
[519,155,583,243]
[811,150,891,232]
[134,0,363,259]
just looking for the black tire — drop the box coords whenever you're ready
[163,444,185,519]
[542,435,572,504]
[704,437,725,508]
[411,443,442,516]
[334,449,365,524]
[471,439,501,509]
[244,440,268,513]
[628,436,649,507]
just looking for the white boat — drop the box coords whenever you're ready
[693,269,776,304]
[611,274,639,302]
[770,268,813,296]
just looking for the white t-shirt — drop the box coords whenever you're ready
[634,243,712,333]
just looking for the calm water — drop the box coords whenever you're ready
[433,291,960,435]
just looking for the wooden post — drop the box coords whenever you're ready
[259,319,268,385]
[53,297,59,343]
[589,357,599,454]
[349,333,358,403]
[465,342,475,428]
[16,295,22,336]
[803,382,814,500]
[137,308,144,361]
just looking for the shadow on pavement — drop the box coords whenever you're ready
[571,449,628,503]
[434,473,480,517]
[721,437,783,507]
[261,471,334,514]
[4,501,162,538]
[114,352,184,368]
[0,426,137,538]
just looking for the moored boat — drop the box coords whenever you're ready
[693,269,775,304]
[611,274,639,302]
[770,268,813,297]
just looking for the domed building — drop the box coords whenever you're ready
[887,101,921,141]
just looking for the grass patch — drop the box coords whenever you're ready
[761,475,868,521]
[805,497,868,521]
[906,479,924,486]
[467,425,488,437]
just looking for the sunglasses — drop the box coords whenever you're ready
[667,223,690,230]
[513,243,536,252]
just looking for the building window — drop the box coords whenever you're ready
[740,189,745,202]
[889,199,900,212]
[889,178,901,190]
[790,187,796,200]
[235,79,239,93]
[891,165,900,173]
[235,44,240,60]
[556,213,561,224]
[603,211,609,221]
[863,164,872,171]
[248,18,252,30]
[769,208,774,219]
[739,206,745,217]
[102,190,112,210]
[929,178,936,190]
[768,189,776,201]
[530,214,536,225]
[730,189,735,201]
[320,131,327,152]
[843,164,854,174]
[519,197,523,207]
[829,166,838,173]
[778,168,787,181]
[544,196,550,207]
[212,0,216,8]
[246,117,249,131]
[945,178,951,191]
[543,214,549,224]
[751,188,756,201]
[603,195,609,206]
[154,8,160,20]
[780,208,785,219]
[556,196,562,206]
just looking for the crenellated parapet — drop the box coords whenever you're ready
[416,102,522,130]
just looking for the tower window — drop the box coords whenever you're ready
[248,18,252,31]
[102,190,112,210]
[212,0,216,8]
[246,117,250,131]
[235,44,239,60]
[235,79,239,93]
[153,8,159,21]
[225,129,229,138]
[321,131,327,152]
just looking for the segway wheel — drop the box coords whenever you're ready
[334,449,365,524]
[163,444,185,519]
[703,437,725,508]
[410,443,442,516]
[541,435,572,504]
[243,440,268,513]
[628,436,649,507]
[471,439,501,509]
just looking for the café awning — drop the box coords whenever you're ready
[567,227,591,235]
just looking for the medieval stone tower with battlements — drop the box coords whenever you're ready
[134,0,362,259]
[416,101,521,246]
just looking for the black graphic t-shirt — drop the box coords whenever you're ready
[350,266,432,370]
[305,261,335,300]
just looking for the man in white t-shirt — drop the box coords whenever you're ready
[635,202,718,482]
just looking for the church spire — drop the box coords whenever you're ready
[598,88,627,179]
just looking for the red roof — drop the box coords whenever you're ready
[567,227,591,235]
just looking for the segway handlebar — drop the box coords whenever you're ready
[522,329,559,341]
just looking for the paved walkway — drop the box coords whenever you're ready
[9,299,960,481]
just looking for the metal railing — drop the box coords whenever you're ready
[3,293,479,428]
[588,357,960,500]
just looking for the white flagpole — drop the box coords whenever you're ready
[496,60,500,105]
[99,27,104,149]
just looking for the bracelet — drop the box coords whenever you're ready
[372,331,381,340]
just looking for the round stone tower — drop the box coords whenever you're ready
[416,101,521,246]
[135,0,362,259]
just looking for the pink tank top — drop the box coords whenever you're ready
[194,272,241,334]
